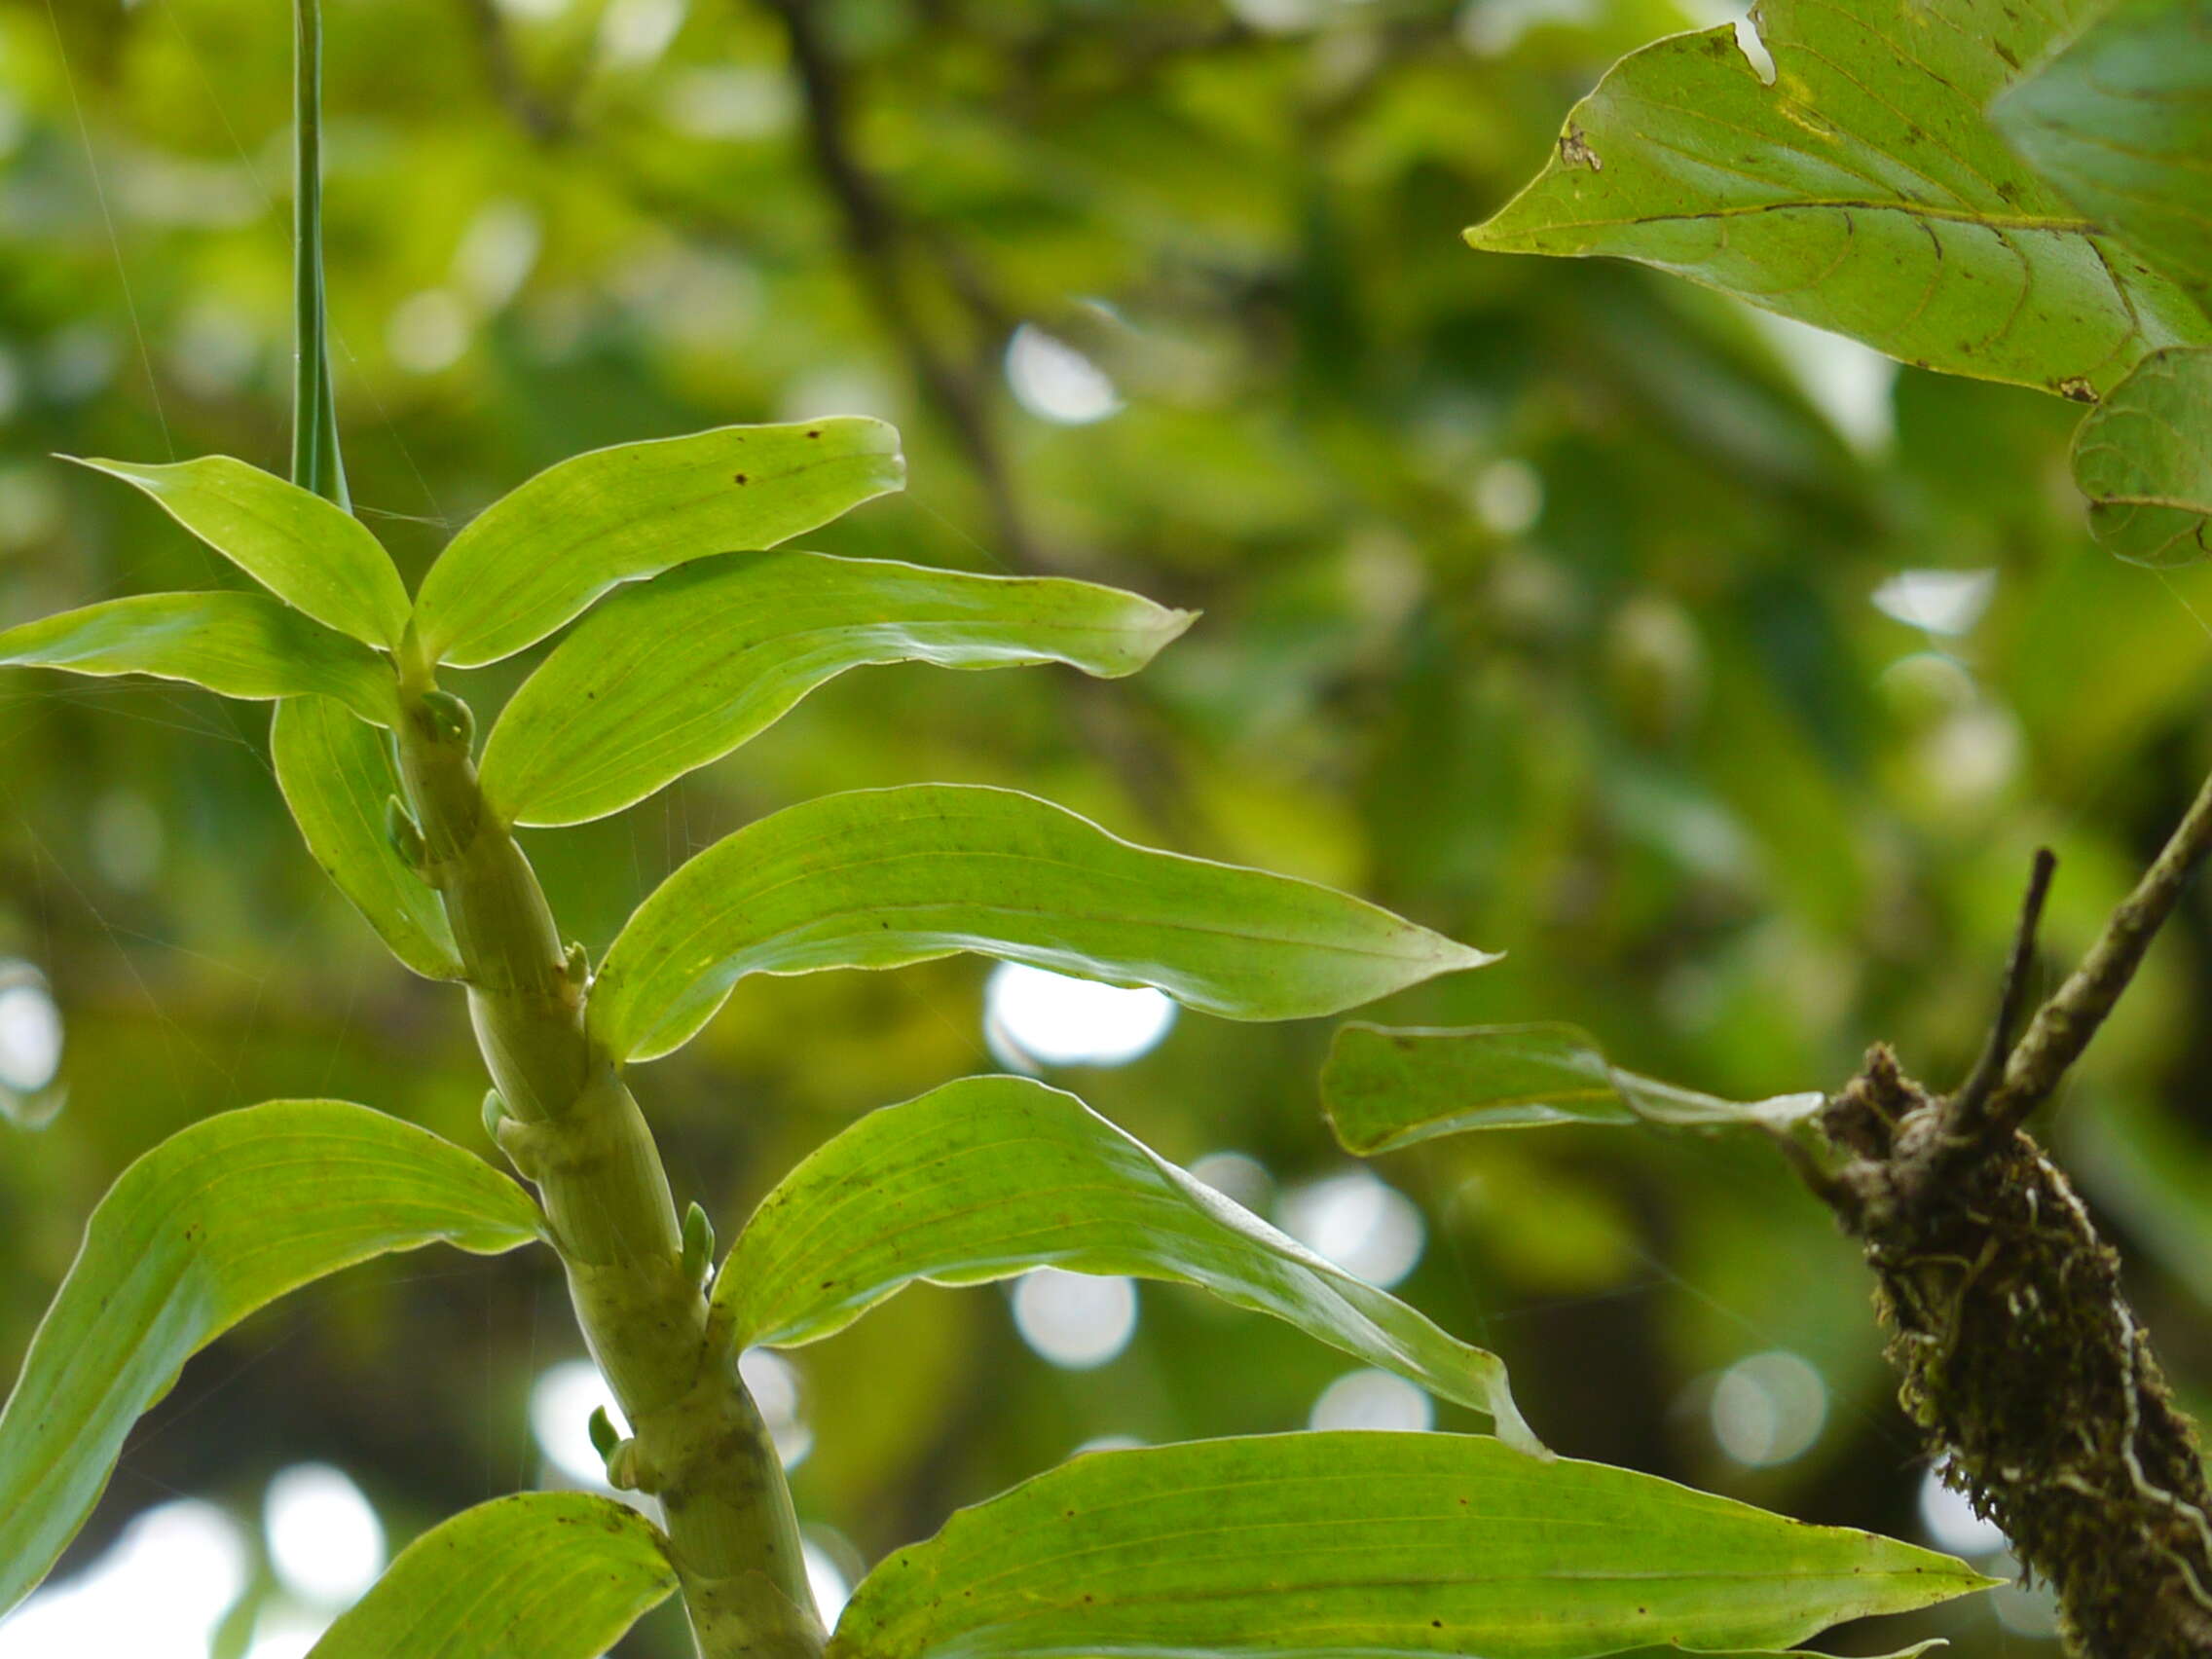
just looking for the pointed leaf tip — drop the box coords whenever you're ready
[68,454,410,648]
[591,783,1499,1063]
[829,1435,1989,1659]
[479,552,1198,825]
[717,1074,1536,1449]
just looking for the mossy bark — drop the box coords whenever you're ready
[1823,1048,2212,1658]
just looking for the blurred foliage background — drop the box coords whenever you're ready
[4,0,2211,1653]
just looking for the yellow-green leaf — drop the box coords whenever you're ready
[717,1075,1536,1454]
[72,456,411,649]
[412,419,905,668]
[1993,0,2212,309]
[1323,1023,1822,1153]
[0,1101,543,1615]
[829,1434,1992,1659]
[0,591,400,725]
[590,784,1495,1063]
[480,551,1193,827]
[307,1493,676,1659]
[273,696,463,979]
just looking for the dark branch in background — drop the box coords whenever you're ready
[446,0,1203,842]
[756,0,1037,574]
[456,0,571,142]
[754,0,1202,846]
[1798,771,2212,1658]
[1942,845,2055,1137]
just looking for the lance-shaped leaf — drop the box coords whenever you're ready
[0,1100,543,1615]
[1993,0,2212,308]
[481,551,1195,827]
[1466,0,2211,398]
[828,1433,1992,1659]
[72,456,411,649]
[2071,346,2212,567]
[412,418,905,668]
[307,1493,677,1659]
[273,696,463,979]
[717,1075,1537,1454]
[0,592,399,726]
[1323,1023,1823,1154]
[591,784,1495,1063]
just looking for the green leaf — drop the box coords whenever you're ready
[306,1493,677,1659]
[480,551,1194,827]
[273,695,463,979]
[411,418,905,668]
[716,1074,1537,1454]
[827,1433,1992,1659]
[591,784,1495,1063]
[0,592,399,726]
[0,1100,543,1614]
[1322,1023,1823,1154]
[72,456,408,648]
[1466,0,2211,398]
[2070,345,2212,566]
[1993,0,2212,308]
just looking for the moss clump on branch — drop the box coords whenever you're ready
[1822,1047,2212,1659]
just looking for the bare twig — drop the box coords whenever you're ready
[1945,845,2056,1135]
[1978,762,2212,1141]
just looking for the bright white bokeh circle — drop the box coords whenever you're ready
[1710,1350,1828,1467]
[1309,1369,1434,1433]
[265,1462,386,1606]
[0,1499,247,1658]
[739,1347,813,1469]
[985,963,1176,1069]
[1005,325,1123,425]
[1918,1462,2006,1556]
[531,1359,626,1489]
[1277,1170,1425,1288]
[1012,1269,1138,1370]
[802,1541,851,1624]
[0,965,61,1094]
[1188,1151,1273,1216]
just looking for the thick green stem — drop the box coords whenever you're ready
[390,685,824,1659]
[291,0,348,509]
[280,7,804,1647]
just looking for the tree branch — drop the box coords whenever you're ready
[1788,760,2212,1657]
[456,0,571,142]
[756,0,1041,571]
[1972,761,2212,1141]
[754,0,1204,847]
[1943,845,2055,1136]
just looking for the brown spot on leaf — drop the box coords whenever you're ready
[2056,377,2100,404]
[1559,127,1603,172]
